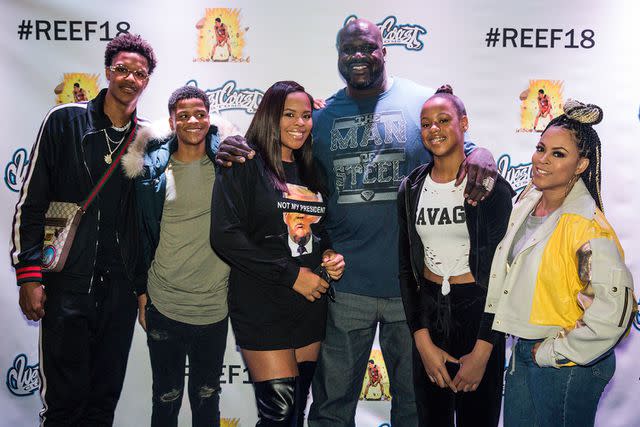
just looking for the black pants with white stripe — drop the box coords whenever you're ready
[39,272,138,426]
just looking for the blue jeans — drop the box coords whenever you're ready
[504,338,615,427]
[146,302,228,427]
[308,291,417,427]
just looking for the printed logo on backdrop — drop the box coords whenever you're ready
[54,73,100,104]
[186,80,263,114]
[6,354,39,397]
[185,361,251,385]
[344,15,426,51]
[517,80,564,133]
[16,19,130,41]
[497,154,532,194]
[221,418,240,427]
[359,349,391,401]
[194,8,249,62]
[5,148,30,193]
[633,297,640,332]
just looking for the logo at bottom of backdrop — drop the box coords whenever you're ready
[6,354,40,397]
[221,418,240,427]
[53,73,100,104]
[359,349,391,401]
[517,79,564,133]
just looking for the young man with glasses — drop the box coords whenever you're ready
[11,33,156,426]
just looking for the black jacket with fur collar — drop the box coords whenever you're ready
[10,89,146,292]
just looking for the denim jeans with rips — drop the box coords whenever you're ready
[145,302,228,427]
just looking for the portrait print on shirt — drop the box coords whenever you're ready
[278,184,326,257]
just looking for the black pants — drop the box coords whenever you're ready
[146,302,228,427]
[413,281,505,427]
[39,273,138,426]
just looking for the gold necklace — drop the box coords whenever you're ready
[103,129,125,164]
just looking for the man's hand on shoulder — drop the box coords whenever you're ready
[456,147,497,206]
[313,98,327,110]
[19,281,46,321]
[215,135,255,167]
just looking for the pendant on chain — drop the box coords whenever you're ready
[104,154,113,165]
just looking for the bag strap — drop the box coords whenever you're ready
[80,118,137,212]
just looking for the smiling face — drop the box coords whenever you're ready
[105,51,149,109]
[170,98,210,148]
[420,96,467,158]
[337,20,386,92]
[279,91,312,161]
[531,126,589,193]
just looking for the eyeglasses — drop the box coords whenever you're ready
[108,64,150,81]
[314,265,336,302]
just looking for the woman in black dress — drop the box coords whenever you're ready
[212,81,345,426]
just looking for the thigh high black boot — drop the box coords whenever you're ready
[254,377,298,426]
[295,361,317,427]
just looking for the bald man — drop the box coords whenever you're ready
[215,18,498,426]
[307,19,497,426]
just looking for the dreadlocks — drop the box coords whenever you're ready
[541,99,604,212]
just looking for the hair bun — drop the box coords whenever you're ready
[563,99,603,125]
[435,84,453,95]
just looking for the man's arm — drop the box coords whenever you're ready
[11,109,60,320]
[456,145,497,206]
[214,135,254,167]
[214,98,324,167]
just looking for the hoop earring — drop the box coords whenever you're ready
[565,174,579,198]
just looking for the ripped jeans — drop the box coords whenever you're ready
[146,302,228,427]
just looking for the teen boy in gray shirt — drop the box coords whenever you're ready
[124,86,236,427]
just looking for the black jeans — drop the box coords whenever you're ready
[413,280,505,427]
[146,302,228,427]
[39,273,138,427]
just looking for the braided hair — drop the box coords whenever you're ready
[541,99,604,211]
[431,84,467,116]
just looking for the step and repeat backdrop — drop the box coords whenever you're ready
[1,1,639,426]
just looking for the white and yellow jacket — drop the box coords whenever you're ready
[485,179,636,368]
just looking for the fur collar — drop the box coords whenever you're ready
[122,114,239,178]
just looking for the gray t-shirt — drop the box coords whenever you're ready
[508,210,548,264]
[148,155,229,325]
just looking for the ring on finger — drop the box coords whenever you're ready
[482,176,495,192]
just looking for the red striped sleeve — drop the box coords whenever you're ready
[16,266,43,284]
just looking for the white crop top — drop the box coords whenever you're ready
[415,174,470,295]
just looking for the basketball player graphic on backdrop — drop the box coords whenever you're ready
[211,17,232,61]
[533,89,553,131]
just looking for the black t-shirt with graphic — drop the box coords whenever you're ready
[212,155,330,290]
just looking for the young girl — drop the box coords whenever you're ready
[211,81,345,426]
[398,85,513,426]
[486,99,636,427]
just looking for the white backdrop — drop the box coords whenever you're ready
[1,1,639,426]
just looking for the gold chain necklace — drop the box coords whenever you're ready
[103,129,125,164]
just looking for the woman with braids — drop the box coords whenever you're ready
[485,99,636,427]
[398,85,514,426]
[211,81,344,426]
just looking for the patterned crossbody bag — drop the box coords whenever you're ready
[41,120,137,272]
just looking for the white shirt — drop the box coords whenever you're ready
[415,174,471,295]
